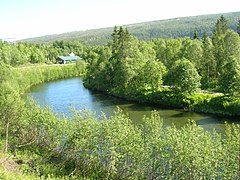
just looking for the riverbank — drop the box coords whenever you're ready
[133,89,240,117]
[13,62,87,92]
[84,80,240,117]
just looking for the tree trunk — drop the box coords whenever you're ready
[5,122,9,153]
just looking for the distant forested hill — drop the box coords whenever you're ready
[21,11,240,45]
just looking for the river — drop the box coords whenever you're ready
[28,77,239,133]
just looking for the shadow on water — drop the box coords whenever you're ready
[197,117,224,125]
[169,111,194,118]
[88,91,133,107]
[124,103,160,112]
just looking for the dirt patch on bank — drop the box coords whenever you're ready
[0,156,19,172]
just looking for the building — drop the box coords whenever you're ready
[56,52,82,64]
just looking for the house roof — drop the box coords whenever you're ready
[58,56,82,61]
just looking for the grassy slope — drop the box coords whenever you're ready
[21,11,240,45]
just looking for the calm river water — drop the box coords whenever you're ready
[28,77,239,133]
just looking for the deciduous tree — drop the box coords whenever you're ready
[0,63,23,152]
[219,58,240,96]
[200,36,216,88]
[212,15,229,76]
[137,60,167,92]
[166,58,201,93]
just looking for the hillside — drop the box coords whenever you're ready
[21,11,240,45]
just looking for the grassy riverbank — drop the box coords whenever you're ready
[84,71,240,117]
[116,87,240,117]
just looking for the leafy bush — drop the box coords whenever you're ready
[46,110,240,179]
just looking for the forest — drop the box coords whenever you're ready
[84,15,240,116]
[0,15,240,179]
[22,11,240,45]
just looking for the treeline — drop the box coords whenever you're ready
[0,40,89,66]
[0,63,239,179]
[0,37,116,68]
[84,16,240,116]
[22,11,240,45]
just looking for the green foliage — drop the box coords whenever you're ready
[110,27,145,91]
[13,63,87,92]
[0,63,24,152]
[0,55,239,179]
[0,63,87,154]
[237,19,240,36]
[222,30,240,65]
[2,104,239,179]
[1,14,240,179]
[16,107,237,179]
[212,16,231,77]
[85,27,149,96]
[84,46,112,91]
[153,38,182,68]
[0,40,86,66]
[213,15,229,37]
[83,22,240,115]
[59,109,144,179]
[219,58,240,95]
[137,60,167,92]
[200,36,217,88]
[37,110,240,179]
[0,169,40,180]
[179,38,203,68]
[166,59,201,93]
[186,93,240,116]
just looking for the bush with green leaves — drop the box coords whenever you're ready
[165,58,201,93]
[45,110,239,179]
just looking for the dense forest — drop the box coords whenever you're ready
[0,15,240,179]
[22,11,240,45]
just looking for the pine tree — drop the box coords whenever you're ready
[222,30,240,65]
[212,15,229,38]
[193,31,200,40]
[212,15,229,78]
[219,58,240,96]
[109,27,144,91]
[200,36,216,88]
[237,19,240,36]
[203,32,208,41]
